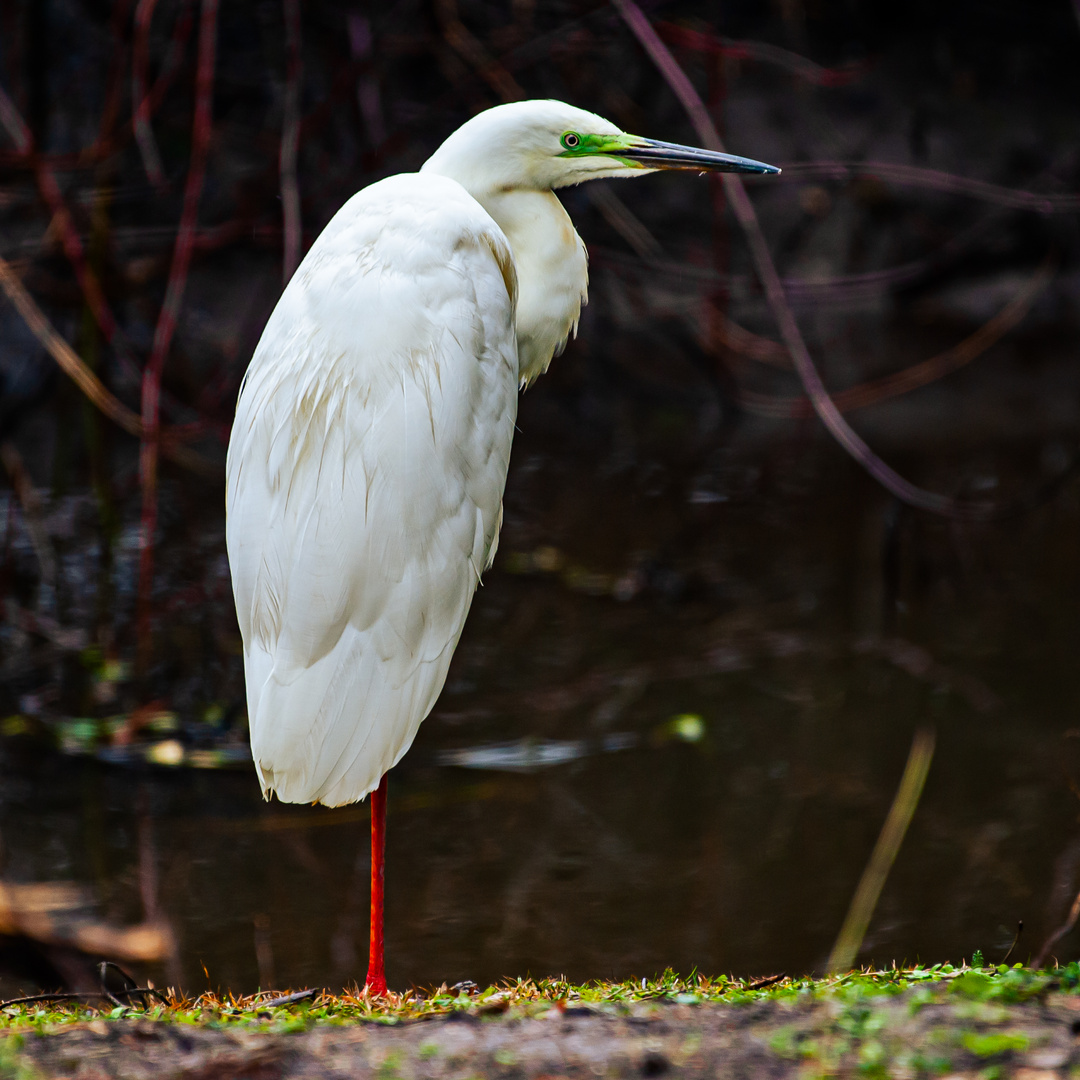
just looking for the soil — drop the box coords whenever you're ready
[7,987,1080,1079]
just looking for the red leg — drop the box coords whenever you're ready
[364,773,388,995]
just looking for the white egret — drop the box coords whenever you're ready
[225,99,777,994]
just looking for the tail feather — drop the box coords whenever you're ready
[245,622,458,806]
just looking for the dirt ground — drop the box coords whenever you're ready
[6,988,1080,1079]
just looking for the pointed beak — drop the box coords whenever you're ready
[619,138,780,175]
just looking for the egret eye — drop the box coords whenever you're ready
[561,132,581,149]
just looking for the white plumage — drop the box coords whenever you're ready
[227,174,517,805]
[226,100,778,811]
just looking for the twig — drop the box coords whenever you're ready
[0,84,183,416]
[610,0,988,518]
[1035,890,1080,968]
[91,0,136,163]
[738,255,1056,418]
[1002,920,1023,965]
[0,0,192,173]
[137,0,219,659]
[0,255,214,474]
[0,84,121,348]
[745,973,786,990]
[3,600,88,651]
[98,961,139,1009]
[0,993,91,1009]
[0,984,166,1015]
[827,728,936,973]
[706,303,787,366]
[0,441,56,603]
[656,23,867,86]
[260,988,317,1008]
[280,0,303,282]
[435,0,525,101]
[0,987,167,1010]
[778,161,1080,214]
[586,185,664,259]
[1,59,203,422]
[132,0,168,188]
[595,204,1012,307]
[853,637,1000,714]
[0,256,136,436]
[133,0,199,177]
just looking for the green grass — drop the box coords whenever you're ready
[0,961,1076,1033]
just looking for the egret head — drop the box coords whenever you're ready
[421,99,778,195]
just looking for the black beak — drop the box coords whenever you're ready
[620,138,780,175]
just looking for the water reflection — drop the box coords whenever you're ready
[2,432,1079,995]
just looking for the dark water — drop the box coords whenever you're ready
[3,389,1080,995]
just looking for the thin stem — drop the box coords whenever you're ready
[827,728,936,973]
[436,0,525,101]
[610,0,972,517]
[136,0,218,664]
[655,22,867,86]
[0,987,165,1010]
[133,0,167,188]
[0,441,57,604]
[0,84,119,345]
[92,0,136,161]
[737,256,1055,418]
[1035,891,1080,968]
[0,255,212,473]
[777,161,1080,213]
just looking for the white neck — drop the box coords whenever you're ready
[474,189,588,385]
[420,139,589,385]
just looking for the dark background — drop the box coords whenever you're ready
[0,0,1079,996]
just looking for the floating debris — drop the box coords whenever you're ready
[439,734,638,773]
[655,713,706,743]
[145,740,185,767]
[94,741,252,769]
[0,880,172,965]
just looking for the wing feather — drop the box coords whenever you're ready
[226,174,518,806]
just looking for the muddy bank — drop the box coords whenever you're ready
[7,986,1080,1078]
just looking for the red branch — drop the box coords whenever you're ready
[92,0,136,159]
[611,0,973,518]
[656,22,868,86]
[0,255,214,474]
[736,256,1055,418]
[137,0,219,657]
[0,84,120,344]
[0,0,193,173]
[0,8,200,410]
